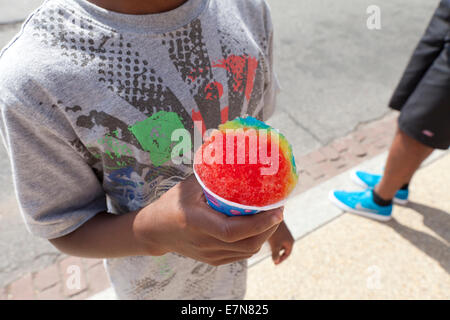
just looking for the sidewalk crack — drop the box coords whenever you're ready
[280,107,325,145]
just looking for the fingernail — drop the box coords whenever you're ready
[276,209,284,221]
[272,214,282,224]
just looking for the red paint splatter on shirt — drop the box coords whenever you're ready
[213,55,258,100]
[192,109,206,136]
[205,81,224,101]
[221,106,229,124]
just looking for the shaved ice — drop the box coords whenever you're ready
[194,117,298,207]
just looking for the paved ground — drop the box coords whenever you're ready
[0,0,445,298]
[267,0,438,145]
[0,0,42,23]
[246,153,450,300]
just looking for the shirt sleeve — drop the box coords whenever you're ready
[260,0,281,121]
[0,98,107,240]
[262,29,281,121]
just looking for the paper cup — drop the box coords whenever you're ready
[193,166,289,217]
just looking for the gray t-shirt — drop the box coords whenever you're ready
[0,0,278,299]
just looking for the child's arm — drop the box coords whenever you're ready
[50,175,283,266]
[49,209,148,258]
[0,95,282,267]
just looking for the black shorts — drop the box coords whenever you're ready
[389,0,450,150]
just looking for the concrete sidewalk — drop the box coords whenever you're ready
[246,153,450,300]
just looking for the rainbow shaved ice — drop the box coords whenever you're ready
[194,117,298,207]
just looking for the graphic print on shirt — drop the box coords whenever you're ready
[30,6,194,148]
[102,160,191,212]
[212,54,261,119]
[95,33,195,137]
[29,3,269,212]
[29,6,193,208]
[162,19,221,131]
[128,111,187,167]
[215,14,267,121]
[90,129,135,170]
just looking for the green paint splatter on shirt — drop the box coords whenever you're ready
[97,135,133,160]
[129,111,185,167]
[88,134,134,169]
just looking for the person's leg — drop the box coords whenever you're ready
[374,128,434,201]
[374,1,448,202]
[329,2,449,221]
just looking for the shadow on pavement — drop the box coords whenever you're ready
[384,201,450,274]
[407,201,450,243]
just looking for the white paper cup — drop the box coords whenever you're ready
[193,166,290,216]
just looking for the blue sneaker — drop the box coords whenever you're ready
[350,170,409,205]
[329,189,392,221]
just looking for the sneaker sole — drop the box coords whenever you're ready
[328,190,392,222]
[350,170,408,205]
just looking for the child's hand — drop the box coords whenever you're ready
[134,175,283,266]
[268,220,294,265]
